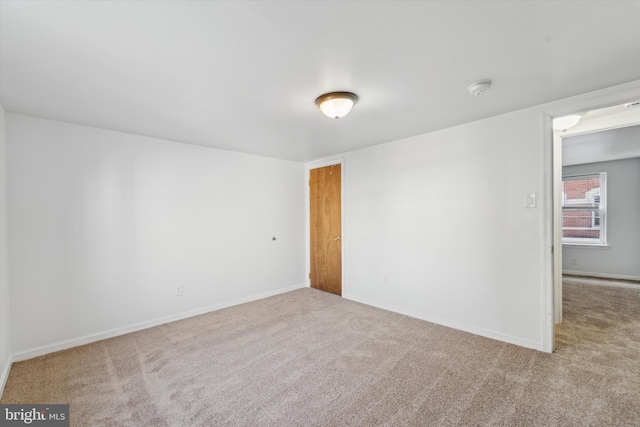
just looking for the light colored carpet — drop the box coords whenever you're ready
[2,279,640,426]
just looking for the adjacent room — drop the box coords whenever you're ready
[561,124,640,282]
[0,1,639,425]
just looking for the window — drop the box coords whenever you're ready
[562,173,606,245]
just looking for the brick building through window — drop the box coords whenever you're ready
[562,173,606,244]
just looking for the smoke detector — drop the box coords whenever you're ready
[468,80,492,96]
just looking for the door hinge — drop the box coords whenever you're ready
[308,179,311,186]
[308,273,311,279]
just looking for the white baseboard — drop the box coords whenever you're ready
[12,283,306,363]
[342,293,544,352]
[0,355,13,400]
[562,270,640,282]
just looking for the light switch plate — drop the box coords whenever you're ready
[525,193,536,208]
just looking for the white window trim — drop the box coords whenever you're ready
[561,172,607,246]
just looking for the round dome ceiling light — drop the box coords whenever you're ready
[468,80,492,96]
[552,114,582,131]
[315,92,358,119]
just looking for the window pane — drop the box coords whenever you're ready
[562,178,600,208]
[561,173,606,244]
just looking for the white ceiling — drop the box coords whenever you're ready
[1,1,639,162]
[563,103,640,138]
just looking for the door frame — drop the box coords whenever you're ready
[542,82,640,352]
[305,158,344,292]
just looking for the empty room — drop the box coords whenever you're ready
[0,1,639,426]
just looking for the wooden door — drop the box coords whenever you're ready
[310,164,342,296]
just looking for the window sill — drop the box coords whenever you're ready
[562,243,609,249]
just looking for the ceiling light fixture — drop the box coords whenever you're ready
[315,92,358,119]
[552,114,582,131]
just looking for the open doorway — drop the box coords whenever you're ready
[552,101,640,336]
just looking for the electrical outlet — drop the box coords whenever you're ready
[383,275,389,285]
[175,285,183,296]
[571,258,578,266]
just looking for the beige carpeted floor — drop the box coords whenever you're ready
[2,278,639,426]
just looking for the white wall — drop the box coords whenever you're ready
[562,157,640,280]
[0,104,11,393]
[563,125,640,166]
[7,114,305,357]
[310,108,547,350]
